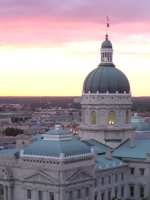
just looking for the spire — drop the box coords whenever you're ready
[100,16,113,64]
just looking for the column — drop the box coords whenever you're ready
[43,191,48,200]
[111,188,115,199]
[134,184,139,200]
[32,190,38,200]
[2,185,5,200]
[7,186,11,200]
[117,185,121,200]
[4,185,7,200]
[89,186,94,200]
[81,187,85,200]
[5,186,8,200]
[124,185,129,199]
[54,191,59,200]
[145,183,150,199]
[58,187,65,200]
[107,189,112,200]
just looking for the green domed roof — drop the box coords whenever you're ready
[23,138,91,157]
[22,128,91,158]
[83,63,130,94]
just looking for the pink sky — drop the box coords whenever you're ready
[0,0,150,46]
[0,0,150,96]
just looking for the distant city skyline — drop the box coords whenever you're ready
[0,0,150,96]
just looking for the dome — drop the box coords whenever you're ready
[22,128,91,158]
[83,63,130,94]
[101,39,112,49]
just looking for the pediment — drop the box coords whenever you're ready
[66,170,93,182]
[24,171,57,185]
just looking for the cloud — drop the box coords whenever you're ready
[0,0,149,23]
[0,0,149,46]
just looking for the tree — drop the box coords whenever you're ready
[3,127,24,136]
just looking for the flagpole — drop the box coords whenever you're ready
[106,16,110,40]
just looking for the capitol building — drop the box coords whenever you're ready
[0,33,150,200]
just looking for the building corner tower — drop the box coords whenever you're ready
[79,33,134,148]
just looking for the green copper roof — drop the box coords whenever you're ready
[113,139,150,160]
[131,116,150,132]
[46,129,70,135]
[83,65,130,94]
[96,154,124,169]
[23,137,91,157]
[0,148,18,156]
[82,139,110,154]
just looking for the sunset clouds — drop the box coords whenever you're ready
[0,0,150,46]
[0,0,149,23]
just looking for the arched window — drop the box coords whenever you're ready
[108,111,116,125]
[90,111,96,124]
[125,110,129,124]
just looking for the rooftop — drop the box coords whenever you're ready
[96,154,124,170]
[113,139,150,160]
[82,139,110,154]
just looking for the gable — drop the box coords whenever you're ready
[24,171,58,185]
[66,169,93,182]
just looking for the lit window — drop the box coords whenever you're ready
[108,111,116,125]
[90,111,96,124]
[27,189,32,199]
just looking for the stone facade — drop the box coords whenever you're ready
[0,150,95,200]
[80,93,133,148]
[0,147,150,200]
